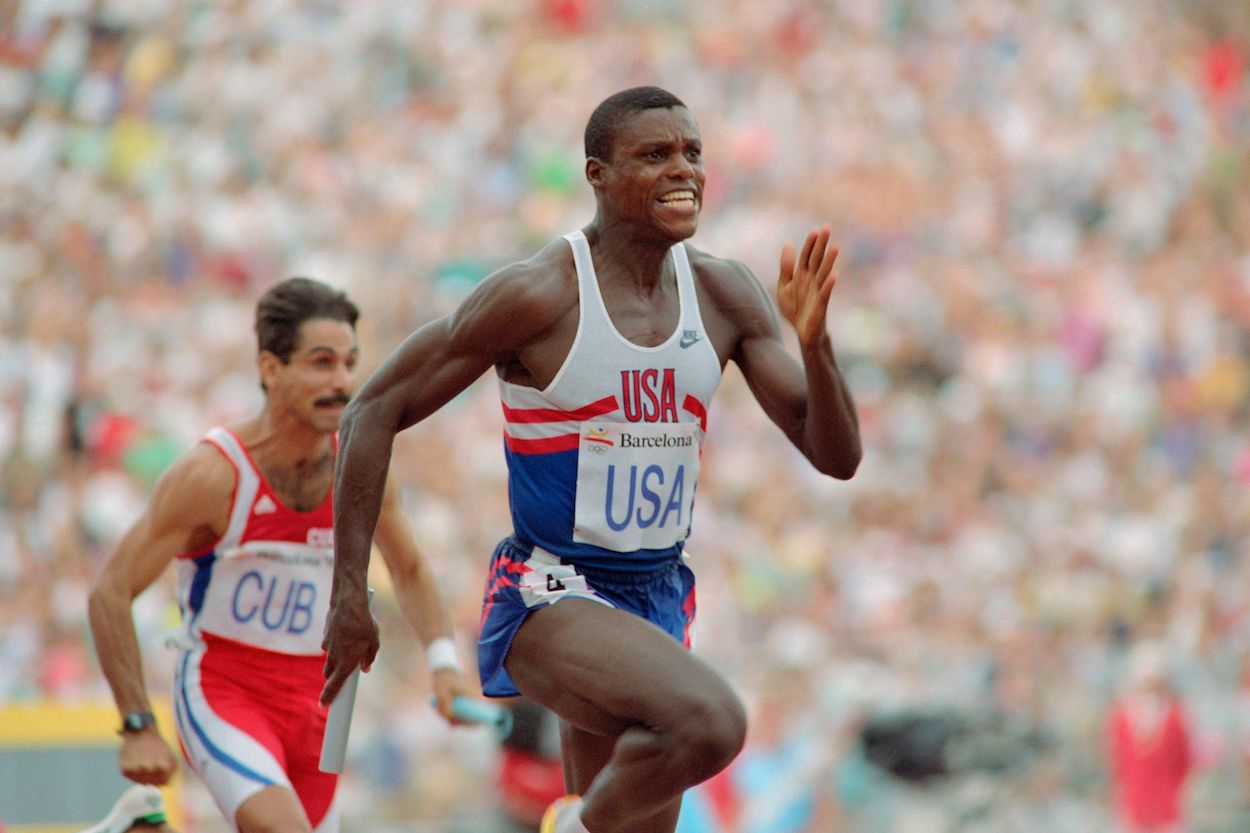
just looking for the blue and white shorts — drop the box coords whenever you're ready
[477,537,697,697]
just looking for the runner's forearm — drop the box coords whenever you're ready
[800,334,860,478]
[330,401,395,604]
[394,567,455,647]
[87,583,153,716]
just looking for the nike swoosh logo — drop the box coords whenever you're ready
[679,333,701,348]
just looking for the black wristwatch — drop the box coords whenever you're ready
[119,710,157,734]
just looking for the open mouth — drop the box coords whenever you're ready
[657,189,698,211]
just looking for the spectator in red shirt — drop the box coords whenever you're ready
[1107,643,1194,833]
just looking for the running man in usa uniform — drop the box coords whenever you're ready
[88,278,474,833]
[322,87,861,833]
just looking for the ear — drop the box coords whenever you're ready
[586,157,607,189]
[258,351,282,391]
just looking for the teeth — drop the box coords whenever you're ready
[659,190,696,204]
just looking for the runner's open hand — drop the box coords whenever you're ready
[777,225,840,349]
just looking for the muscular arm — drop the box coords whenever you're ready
[322,255,569,703]
[327,316,495,611]
[708,229,860,478]
[736,312,861,479]
[87,444,231,783]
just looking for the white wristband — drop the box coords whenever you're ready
[426,637,462,673]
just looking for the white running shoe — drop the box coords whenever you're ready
[539,795,589,833]
[78,784,167,833]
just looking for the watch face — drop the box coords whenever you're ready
[123,712,155,732]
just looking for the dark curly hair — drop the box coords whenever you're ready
[584,86,687,161]
[254,277,359,389]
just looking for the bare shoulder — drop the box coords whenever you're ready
[487,238,577,319]
[147,439,236,530]
[449,237,579,352]
[683,243,776,338]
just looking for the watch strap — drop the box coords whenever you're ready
[120,710,157,734]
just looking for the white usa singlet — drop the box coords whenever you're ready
[499,230,722,571]
[172,427,335,655]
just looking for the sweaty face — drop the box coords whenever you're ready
[596,107,704,241]
[262,318,359,433]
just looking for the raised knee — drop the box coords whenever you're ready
[674,691,747,776]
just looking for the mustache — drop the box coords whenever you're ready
[315,394,351,407]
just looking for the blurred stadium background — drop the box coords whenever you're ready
[1,0,1248,831]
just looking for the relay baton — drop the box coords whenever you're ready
[319,588,374,773]
[432,695,514,739]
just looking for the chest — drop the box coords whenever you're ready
[255,455,334,512]
[522,287,734,392]
[596,280,682,347]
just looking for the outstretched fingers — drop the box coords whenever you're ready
[779,226,842,342]
[805,226,831,276]
[818,260,838,307]
[778,242,797,288]
[798,229,818,276]
[818,240,840,285]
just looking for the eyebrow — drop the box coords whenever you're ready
[638,140,692,153]
[638,137,700,150]
[302,345,359,357]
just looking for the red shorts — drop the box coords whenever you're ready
[173,634,339,830]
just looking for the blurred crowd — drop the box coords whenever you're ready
[2,0,1249,830]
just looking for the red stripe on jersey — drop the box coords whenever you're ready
[682,395,708,432]
[502,395,618,424]
[178,436,240,561]
[503,432,581,454]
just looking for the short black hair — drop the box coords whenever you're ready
[584,86,687,161]
[255,276,359,364]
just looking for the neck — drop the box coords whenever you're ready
[245,408,334,464]
[584,218,676,290]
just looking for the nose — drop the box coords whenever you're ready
[670,156,695,179]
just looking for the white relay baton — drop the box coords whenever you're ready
[319,588,374,774]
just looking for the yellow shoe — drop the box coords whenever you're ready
[539,795,584,833]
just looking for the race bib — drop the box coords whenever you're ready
[573,421,700,552]
[192,541,333,655]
